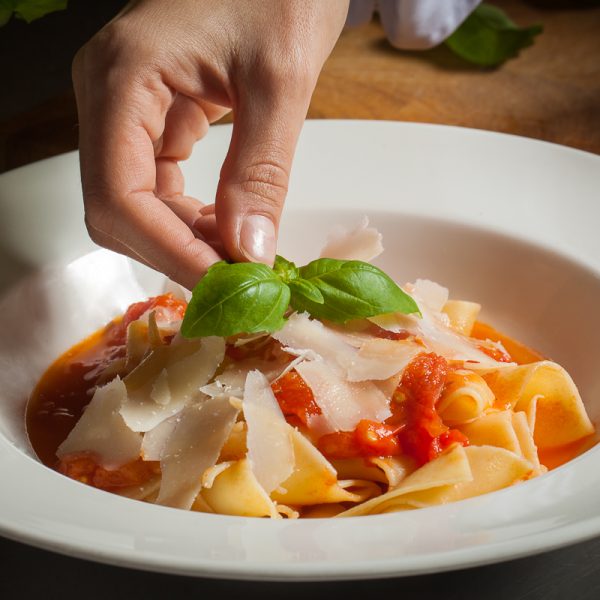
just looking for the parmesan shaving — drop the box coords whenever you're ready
[150,369,171,406]
[140,414,179,461]
[319,216,383,262]
[273,312,355,376]
[243,370,295,494]
[156,396,239,509]
[121,336,225,432]
[411,279,449,313]
[57,377,141,469]
[295,359,391,434]
[347,338,421,382]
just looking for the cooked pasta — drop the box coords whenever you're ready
[27,222,595,518]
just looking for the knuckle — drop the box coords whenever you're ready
[76,21,157,81]
[260,51,314,97]
[239,159,289,209]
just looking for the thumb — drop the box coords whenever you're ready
[213,86,310,265]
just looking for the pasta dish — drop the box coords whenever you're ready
[26,220,595,518]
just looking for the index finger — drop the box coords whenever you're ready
[74,62,221,289]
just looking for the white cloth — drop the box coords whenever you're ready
[346,0,481,49]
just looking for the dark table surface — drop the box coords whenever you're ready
[2,533,600,599]
[1,1,599,597]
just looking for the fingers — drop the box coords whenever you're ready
[75,62,223,289]
[215,79,313,265]
[155,96,230,237]
[158,95,229,161]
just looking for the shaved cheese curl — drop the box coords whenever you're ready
[121,336,225,432]
[347,338,421,382]
[319,216,383,262]
[295,359,391,434]
[243,370,295,494]
[57,377,141,469]
[273,312,356,376]
[156,397,239,510]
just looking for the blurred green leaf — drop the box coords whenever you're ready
[445,3,543,67]
[0,0,68,26]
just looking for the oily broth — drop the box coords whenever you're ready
[26,323,124,467]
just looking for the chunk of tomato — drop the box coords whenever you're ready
[271,370,322,427]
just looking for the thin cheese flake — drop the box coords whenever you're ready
[156,396,239,509]
[243,370,295,494]
[295,359,391,434]
[319,216,383,262]
[57,377,141,469]
[121,336,225,432]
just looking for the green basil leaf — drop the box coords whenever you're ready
[294,258,420,323]
[445,3,542,67]
[273,255,298,283]
[181,261,290,338]
[289,278,324,305]
[1,0,68,25]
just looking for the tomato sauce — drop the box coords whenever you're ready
[26,325,124,467]
[26,294,186,470]
[314,353,468,464]
[471,321,545,365]
[271,370,322,427]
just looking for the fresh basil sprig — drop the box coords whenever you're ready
[445,3,542,68]
[180,261,290,338]
[181,256,420,339]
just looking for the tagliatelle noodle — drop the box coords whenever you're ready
[339,445,533,516]
[442,300,481,336]
[331,458,391,485]
[331,456,413,488]
[481,361,594,448]
[459,411,522,454]
[271,428,368,505]
[511,411,544,476]
[199,458,280,518]
[337,445,473,517]
[437,370,495,426]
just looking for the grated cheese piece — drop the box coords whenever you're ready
[243,370,295,494]
[156,396,239,509]
[121,336,225,432]
[347,338,422,382]
[57,377,141,469]
[319,216,383,262]
[295,359,391,435]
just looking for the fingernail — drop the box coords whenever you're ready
[240,215,276,265]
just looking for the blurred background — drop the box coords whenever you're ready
[0,0,599,175]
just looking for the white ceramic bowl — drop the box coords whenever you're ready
[0,121,599,580]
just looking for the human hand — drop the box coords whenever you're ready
[73,0,349,289]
